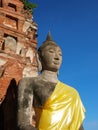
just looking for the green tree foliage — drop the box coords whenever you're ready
[21,0,37,14]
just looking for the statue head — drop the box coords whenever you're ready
[37,32,62,72]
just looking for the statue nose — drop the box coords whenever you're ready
[54,54,60,60]
[54,57,59,60]
[54,52,62,61]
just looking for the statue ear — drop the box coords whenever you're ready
[37,53,42,72]
[57,70,59,77]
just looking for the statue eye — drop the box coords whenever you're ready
[59,53,62,56]
[49,49,54,53]
[58,51,62,56]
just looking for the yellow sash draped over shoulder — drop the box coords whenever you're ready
[38,81,85,130]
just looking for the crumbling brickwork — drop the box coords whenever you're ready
[0,1,38,129]
[0,0,38,102]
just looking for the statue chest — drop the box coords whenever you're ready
[33,80,56,107]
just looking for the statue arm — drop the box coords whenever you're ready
[17,78,36,130]
[79,124,84,130]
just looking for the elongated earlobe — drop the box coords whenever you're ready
[57,70,59,77]
[37,53,42,72]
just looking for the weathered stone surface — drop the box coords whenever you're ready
[0,1,38,129]
[0,0,38,103]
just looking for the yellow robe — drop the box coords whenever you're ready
[37,81,85,130]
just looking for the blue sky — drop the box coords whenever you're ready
[30,0,98,129]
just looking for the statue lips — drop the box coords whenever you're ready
[53,61,60,65]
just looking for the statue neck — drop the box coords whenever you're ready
[39,70,58,83]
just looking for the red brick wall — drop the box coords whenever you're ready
[0,0,38,129]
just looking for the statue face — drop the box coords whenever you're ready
[41,44,62,72]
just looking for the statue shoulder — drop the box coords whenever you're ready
[18,77,33,86]
[59,81,79,96]
[18,77,40,89]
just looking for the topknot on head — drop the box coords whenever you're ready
[38,32,58,53]
[46,31,53,41]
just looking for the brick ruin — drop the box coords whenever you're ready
[0,0,38,103]
[0,0,38,129]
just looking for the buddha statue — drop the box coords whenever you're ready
[17,32,85,130]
